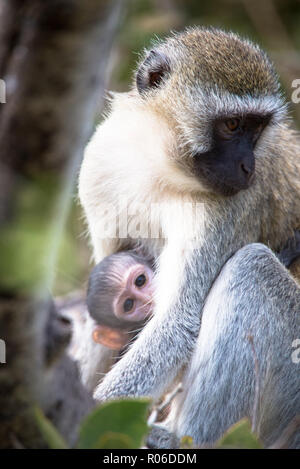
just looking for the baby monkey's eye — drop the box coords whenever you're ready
[225,118,240,132]
[135,274,147,288]
[123,298,134,313]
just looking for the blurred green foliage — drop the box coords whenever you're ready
[54,0,300,296]
[34,407,68,449]
[35,400,264,449]
[35,399,150,449]
[0,176,61,293]
[216,418,263,449]
[78,399,150,449]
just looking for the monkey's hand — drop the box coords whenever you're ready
[93,229,242,403]
[93,312,191,402]
[146,425,180,449]
[277,230,300,268]
[93,345,169,402]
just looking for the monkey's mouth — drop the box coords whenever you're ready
[216,180,254,197]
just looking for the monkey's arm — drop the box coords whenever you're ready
[93,201,256,401]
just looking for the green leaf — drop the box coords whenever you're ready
[217,418,263,449]
[92,431,133,449]
[34,407,69,449]
[78,398,150,449]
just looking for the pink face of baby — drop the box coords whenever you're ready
[87,252,156,350]
[113,262,155,323]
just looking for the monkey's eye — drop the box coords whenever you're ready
[216,118,242,139]
[135,274,147,288]
[225,118,240,132]
[123,298,134,313]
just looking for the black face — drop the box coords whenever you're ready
[193,114,271,197]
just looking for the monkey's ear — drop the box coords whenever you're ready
[92,325,129,351]
[136,50,171,94]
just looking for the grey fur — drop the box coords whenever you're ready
[93,197,269,400]
[166,244,300,448]
[146,424,180,449]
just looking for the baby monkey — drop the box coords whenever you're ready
[86,233,300,353]
[87,251,155,351]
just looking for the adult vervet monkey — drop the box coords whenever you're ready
[79,28,300,447]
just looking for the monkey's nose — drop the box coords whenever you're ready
[240,162,254,182]
[241,163,251,175]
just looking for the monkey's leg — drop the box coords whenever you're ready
[169,243,300,448]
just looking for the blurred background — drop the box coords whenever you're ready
[54,0,300,297]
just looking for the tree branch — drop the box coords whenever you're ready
[0,0,124,448]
